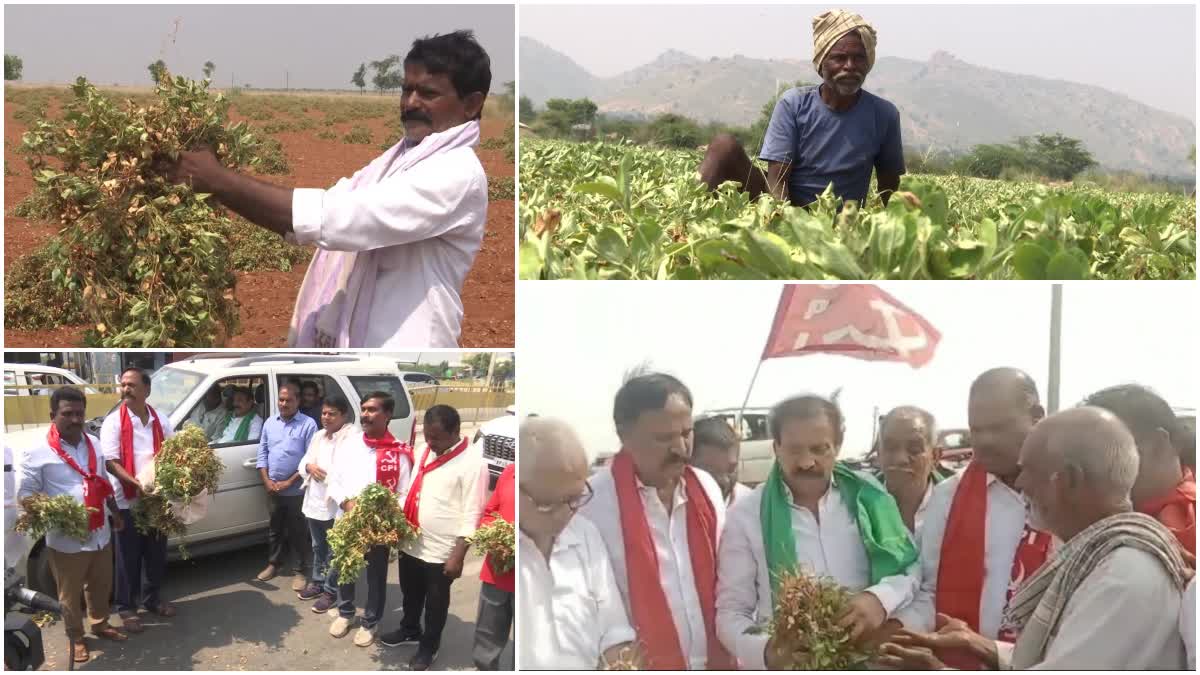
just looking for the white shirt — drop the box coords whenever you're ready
[215,413,264,445]
[729,482,754,506]
[326,430,413,509]
[896,470,1029,636]
[100,406,177,510]
[401,439,486,564]
[518,514,636,670]
[17,434,112,553]
[291,146,487,347]
[1182,578,1196,670]
[997,547,1187,669]
[715,478,920,669]
[580,465,726,670]
[189,405,228,440]
[298,424,360,521]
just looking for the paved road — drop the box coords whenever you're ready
[35,543,513,671]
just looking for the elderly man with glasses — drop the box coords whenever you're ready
[517,417,640,670]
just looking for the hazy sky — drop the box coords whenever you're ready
[520,4,1196,121]
[4,4,515,91]
[519,283,1196,461]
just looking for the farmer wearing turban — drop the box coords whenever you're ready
[699,10,905,208]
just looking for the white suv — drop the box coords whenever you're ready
[476,406,516,490]
[3,363,97,397]
[8,354,416,595]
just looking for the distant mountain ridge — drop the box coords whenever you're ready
[520,37,1196,178]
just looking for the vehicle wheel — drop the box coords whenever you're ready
[27,544,57,597]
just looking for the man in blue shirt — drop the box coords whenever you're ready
[256,381,318,590]
[699,10,904,208]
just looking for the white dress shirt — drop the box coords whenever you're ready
[997,547,1187,669]
[401,440,486,564]
[716,477,920,669]
[18,434,112,553]
[580,465,726,670]
[215,413,264,445]
[291,146,487,347]
[326,430,412,511]
[189,405,229,440]
[100,407,177,510]
[519,514,637,670]
[729,482,754,506]
[1182,578,1196,670]
[298,424,360,521]
[896,470,1029,636]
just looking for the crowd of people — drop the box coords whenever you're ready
[15,367,515,669]
[519,367,1196,670]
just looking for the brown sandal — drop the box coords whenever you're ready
[119,612,144,634]
[72,641,90,663]
[148,601,177,618]
[93,624,128,641]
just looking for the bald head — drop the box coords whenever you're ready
[519,417,588,484]
[1026,407,1139,497]
[882,406,936,444]
[968,368,1044,480]
[971,367,1040,408]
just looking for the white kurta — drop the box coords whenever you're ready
[325,430,413,510]
[298,424,361,521]
[99,407,177,510]
[715,478,920,669]
[215,413,264,445]
[518,514,637,670]
[188,406,228,440]
[896,470,1029,635]
[729,482,754,506]
[997,547,1187,669]
[401,441,487,564]
[579,465,726,670]
[1182,578,1196,670]
[291,146,487,348]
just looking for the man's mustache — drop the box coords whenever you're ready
[401,110,431,125]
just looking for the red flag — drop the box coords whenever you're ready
[762,285,941,367]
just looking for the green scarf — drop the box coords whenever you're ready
[761,461,918,602]
[222,413,255,442]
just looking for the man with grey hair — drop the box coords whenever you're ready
[880,407,1193,669]
[874,406,954,535]
[517,417,639,669]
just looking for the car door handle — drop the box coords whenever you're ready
[242,459,258,469]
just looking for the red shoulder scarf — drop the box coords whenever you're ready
[402,437,469,529]
[611,451,735,670]
[935,461,1052,668]
[364,431,414,494]
[47,426,113,531]
[119,402,163,499]
[1138,468,1196,566]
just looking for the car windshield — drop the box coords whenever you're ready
[103,366,206,420]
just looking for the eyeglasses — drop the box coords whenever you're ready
[522,481,594,514]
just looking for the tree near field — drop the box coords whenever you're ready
[954,143,1033,180]
[148,59,168,84]
[464,353,491,378]
[351,63,367,95]
[1018,133,1096,181]
[495,81,516,114]
[203,61,216,80]
[4,54,23,81]
[535,98,598,137]
[519,96,537,123]
[370,55,402,95]
[743,80,812,153]
[648,113,705,149]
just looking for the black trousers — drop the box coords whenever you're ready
[267,493,312,576]
[398,552,455,653]
[472,581,514,670]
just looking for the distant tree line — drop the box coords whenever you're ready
[5,54,22,81]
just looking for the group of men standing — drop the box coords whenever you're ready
[16,368,515,670]
[519,367,1195,670]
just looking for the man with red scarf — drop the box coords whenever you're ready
[326,391,413,647]
[379,404,485,671]
[101,366,177,634]
[472,462,515,670]
[19,387,128,663]
[894,368,1052,667]
[1085,384,1196,563]
[579,371,736,670]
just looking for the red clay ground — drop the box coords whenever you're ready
[3,87,514,348]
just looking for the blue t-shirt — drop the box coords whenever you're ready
[759,85,905,206]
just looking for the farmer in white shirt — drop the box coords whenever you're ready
[325,391,413,647]
[188,385,229,439]
[297,393,359,613]
[100,367,177,634]
[165,31,491,348]
[716,395,920,670]
[689,416,753,506]
[215,387,264,444]
[19,387,128,663]
[894,368,1054,667]
[379,404,484,670]
[881,407,1194,670]
[518,417,637,669]
[579,372,735,670]
[875,406,952,536]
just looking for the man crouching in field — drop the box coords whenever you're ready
[165,31,490,348]
[699,10,905,208]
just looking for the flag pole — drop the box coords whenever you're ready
[736,359,765,429]
[1047,284,1063,414]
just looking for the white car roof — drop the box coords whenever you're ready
[480,413,518,439]
[2,363,86,381]
[165,354,402,376]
